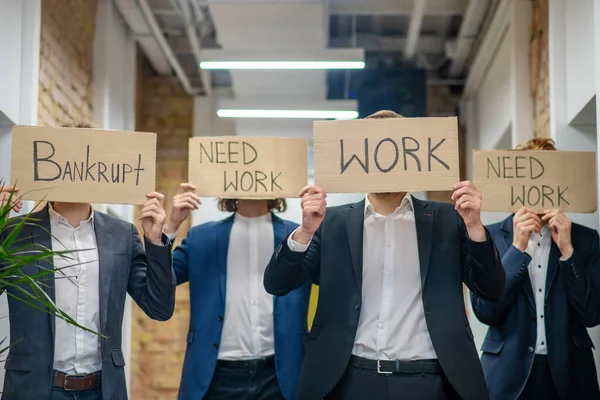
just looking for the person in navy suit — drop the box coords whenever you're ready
[471,137,600,400]
[164,183,311,400]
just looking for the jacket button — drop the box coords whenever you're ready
[218,316,224,322]
[528,346,534,353]
[213,343,219,349]
[355,303,361,310]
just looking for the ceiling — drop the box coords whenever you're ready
[116,0,493,92]
[115,0,493,148]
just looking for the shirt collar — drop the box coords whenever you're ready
[48,203,94,227]
[233,212,272,223]
[364,193,414,218]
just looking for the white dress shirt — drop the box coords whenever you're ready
[219,213,275,360]
[289,194,437,361]
[168,213,276,360]
[49,204,102,374]
[525,225,551,355]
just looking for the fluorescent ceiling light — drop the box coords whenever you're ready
[217,109,359,119]
[200,61,365,70]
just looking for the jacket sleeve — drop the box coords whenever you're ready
[560,230,600,327]
[264,227,321,296]
[172,229,193,285]
[460,217,505,303]
[471,245,530,326]
[127,224,176,321]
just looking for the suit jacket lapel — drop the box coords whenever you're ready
[271,213,285,309]
[412,198,434,286]
[94,212,114,334]
[32,206,56,341]
[217,215,235,307]
[545,241,560,299]
[345,200,365,293]
[501,216,535,309]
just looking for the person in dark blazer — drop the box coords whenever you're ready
[471,137,600,400]
[263,111,504,400]
[164,184,311,400]
[0,122,175,400]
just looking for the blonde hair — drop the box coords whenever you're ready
[61,120,97,129]
[516,137,556,151]
[364,110,403,119]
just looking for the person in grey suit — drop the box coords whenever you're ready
[0,122,176,400]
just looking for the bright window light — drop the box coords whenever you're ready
[217,109,359,119]
[200,61,365,70]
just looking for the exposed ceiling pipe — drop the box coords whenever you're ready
[137,0,202,95]
[180,0,212,95]
[447,0,491,77]
[404,0,427,60]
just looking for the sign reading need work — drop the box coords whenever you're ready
[10,126,156,204]
[473,150,597,212]
[313,117,459,193]
[189,137,308,198]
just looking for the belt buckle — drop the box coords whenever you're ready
[63,374,84,391]
[376,359,393,375]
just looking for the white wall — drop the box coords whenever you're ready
[0,0,41,385]
[461,0,533,354]
[474,32,512,152]
[565,0,596,123]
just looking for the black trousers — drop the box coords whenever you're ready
[325,359,447,400]
[204,356,285,400]
[518,355,560,400]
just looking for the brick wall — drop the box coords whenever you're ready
[130,55,194,400]
[530,0,550,138]
[38,0,98,126]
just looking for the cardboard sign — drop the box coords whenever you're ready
[313,117,459,193]
[10,125,156,204]
[473,150,597,212]
[189,137,308,198]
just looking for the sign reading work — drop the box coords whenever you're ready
[313,117,459,193]
[189,137,308,198]
[473,150,597,212]
[10,125,157,204]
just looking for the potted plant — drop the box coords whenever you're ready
[0,183,102,356]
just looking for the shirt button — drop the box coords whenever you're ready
[385,271,390,276]
[540,315,544,319]
[538,289,542,293]
[538,265,542,269]
[541,341,545,345]
[378,323,385,329]
[528,346,534,353]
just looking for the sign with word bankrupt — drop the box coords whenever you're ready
[473,150,597,212]
[189,137,308,198]
[313,117,459,193]
[10,125,157,204]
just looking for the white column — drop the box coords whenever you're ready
[93,0,137,392]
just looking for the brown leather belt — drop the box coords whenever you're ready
[55,372,99,391]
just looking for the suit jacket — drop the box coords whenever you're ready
[0,206,176,400]
[471,216,600,400]
[264,198,504,400]
[174,213,311,400]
